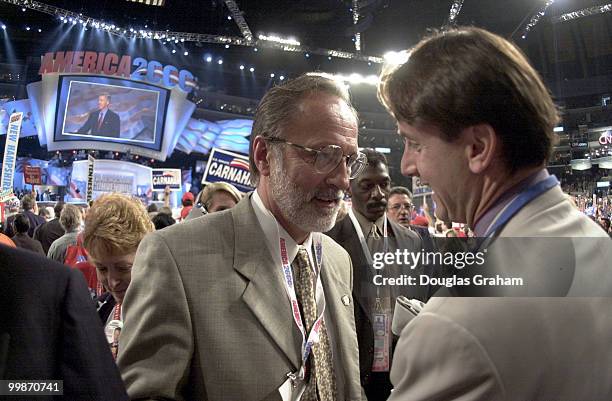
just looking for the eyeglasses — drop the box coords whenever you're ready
[265,137,368,179]
[388,203,414,212]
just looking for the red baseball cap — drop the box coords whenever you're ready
[410,216,429,227]
[182,192,195,202]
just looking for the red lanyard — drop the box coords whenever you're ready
[279,236,325,380]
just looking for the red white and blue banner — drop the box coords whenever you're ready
[202,148,253,193]
[152,168,182,191]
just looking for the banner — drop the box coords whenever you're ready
[412,176,433,196]
[87,155,95,202]
[152,168,182,191]
[92,173,134,194]
[1,112,23,193]
[0,188,13,203]
[202,148,253,193]
[24,166,43,185]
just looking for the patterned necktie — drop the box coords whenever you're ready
[292,246,336,401]
[97,113,104,129]
[369,222,381,239]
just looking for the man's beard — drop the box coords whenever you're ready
[269,151,343,233]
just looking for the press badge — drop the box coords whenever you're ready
[372,312,390,372]
[278,373,306,401]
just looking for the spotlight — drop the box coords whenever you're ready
[383,51,408,65]
[181,38,185,42]
[21,7,26,12]
[279,75,285,81]
[218,59,223,65]
[227,16,232,20]
[37,28,41,32]
[175,39,179,43]
[254,47,258,52]
[205,56,212,62]
[368,62,372,66]
[1,25,5,30]
[305,53,310,58]
[225,44,230,49]
[144,24,148,28]
[184,51,189,56]
[172,49,176,54]
[270,73,275,78]
[239,65,244,70]
[25,26,30,31]
[327,56,332,60]
[249,67,254,72]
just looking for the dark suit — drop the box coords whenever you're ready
[3,210,45,238]
[326,216,430,399]
[11,232,44,255]
[0,245,129,401]
[96,292,116,324]
[77,108,121,138]
[33,218,65,255]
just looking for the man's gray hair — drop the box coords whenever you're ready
[59,203,82,232]
[248,72,358,185]
[100,93,111,103]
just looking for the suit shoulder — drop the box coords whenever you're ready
[392,220,420,238]
[320,233,350,260]
[145,209,235,249]
[0,245,75,296]
[325,217,352,240]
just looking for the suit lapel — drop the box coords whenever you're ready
[338,218,369,299]
[320,244,361,398]
[231,198,302,371]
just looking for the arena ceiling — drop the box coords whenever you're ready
[3,0,611,61]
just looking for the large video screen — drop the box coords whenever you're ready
[54,75,169,151]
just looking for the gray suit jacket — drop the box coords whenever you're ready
[389,185,612,401]
[118,196,362,401]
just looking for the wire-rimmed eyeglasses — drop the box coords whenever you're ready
[266,137,368,179]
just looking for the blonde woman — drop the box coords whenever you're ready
[82,193,154,360]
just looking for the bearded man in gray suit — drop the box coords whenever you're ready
[378,27,612,401]
[118,73,367,401]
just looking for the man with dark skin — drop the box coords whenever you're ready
[326,149,426,401]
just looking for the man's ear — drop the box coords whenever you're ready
[463,124,498,174]
[252,136,272,177]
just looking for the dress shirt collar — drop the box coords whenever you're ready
[352,207,386,238]
[251,189,314,266]
[473,169,549,237]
